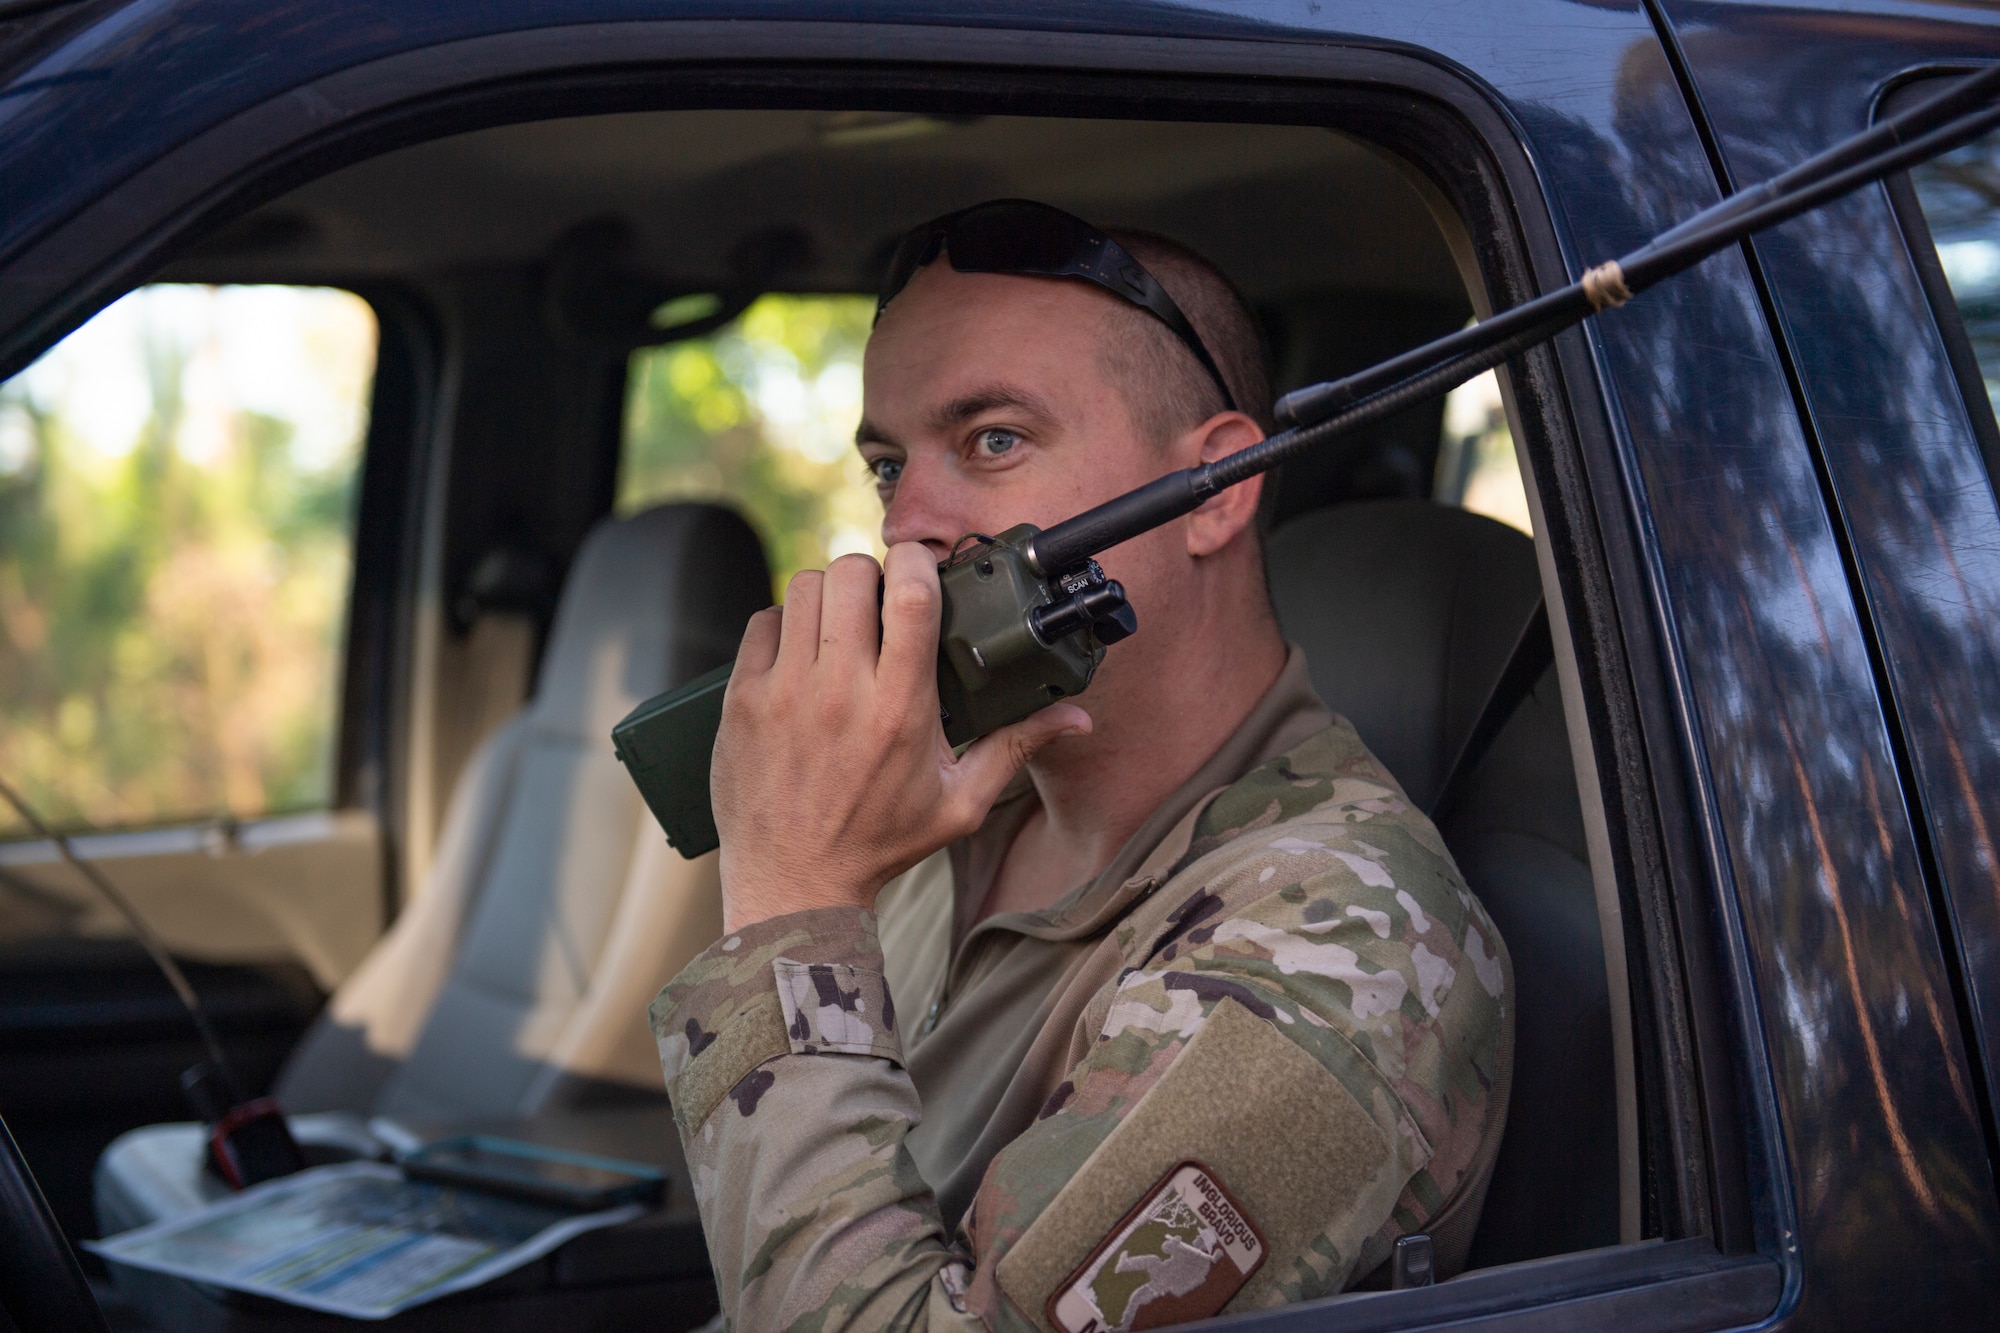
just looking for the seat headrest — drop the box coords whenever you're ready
[530,503,772,740]
[1268,499,1543,812]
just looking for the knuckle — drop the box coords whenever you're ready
[830,552,883,579]
[719,685,754,725]
[721,669,763,710]
[885,578,940,618]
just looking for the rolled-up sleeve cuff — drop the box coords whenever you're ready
[648,906,900,1136]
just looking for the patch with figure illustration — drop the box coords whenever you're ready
[1048,1161,1266,1332]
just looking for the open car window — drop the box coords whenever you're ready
[0,285,377,837]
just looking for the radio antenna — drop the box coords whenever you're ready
[0,776,241,1098]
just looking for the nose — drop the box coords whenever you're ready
[879,455,960,562]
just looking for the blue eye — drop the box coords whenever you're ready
[868,456,904,485]
[975,427,1020,457]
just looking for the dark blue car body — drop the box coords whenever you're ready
[5,0,2000,1328]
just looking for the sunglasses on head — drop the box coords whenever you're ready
[875,199,1239,415]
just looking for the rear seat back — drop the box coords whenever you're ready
[276,501,771,1118]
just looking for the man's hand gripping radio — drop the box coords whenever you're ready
[611,524,1132,857]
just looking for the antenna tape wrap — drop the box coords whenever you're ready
[1581,261,1632,311]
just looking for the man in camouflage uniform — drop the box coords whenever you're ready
[650,202,1512,1331]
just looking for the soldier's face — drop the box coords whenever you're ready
[858,263,1191,598]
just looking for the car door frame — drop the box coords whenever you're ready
[1,7,1928,1327]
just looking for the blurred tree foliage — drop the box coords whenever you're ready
[0,289,877,841]
[1436,370,1530,537]
[0,286,374,837]
[621,294,884,592]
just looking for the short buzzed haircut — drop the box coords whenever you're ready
[1095,229,1274,444]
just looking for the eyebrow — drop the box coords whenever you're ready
[854,384,1065,454]
[928,385,1062,435]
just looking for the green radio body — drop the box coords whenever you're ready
[611,524,1131,858]
[610,663,733,857]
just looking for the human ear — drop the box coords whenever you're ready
[1184,413,1266,558]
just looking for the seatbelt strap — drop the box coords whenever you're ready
[1428,600,1553,824]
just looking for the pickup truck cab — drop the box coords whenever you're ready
[3,1,1999,1329]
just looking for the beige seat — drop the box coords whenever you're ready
[96,501,770,1230]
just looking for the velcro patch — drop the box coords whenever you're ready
[666,992,789,1137]
[1048,1161,1265,1333]
[996,997,1428,1325]
[772,958,902,1061]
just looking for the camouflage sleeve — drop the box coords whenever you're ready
[958,794,1511,1330]
[650,905,986,1332]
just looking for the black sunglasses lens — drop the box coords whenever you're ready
[875,202,1235,410]
[877,228,944,307]
[946,203,1096,276]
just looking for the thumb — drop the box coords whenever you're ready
[949,703,1092,811]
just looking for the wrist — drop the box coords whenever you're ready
[719,864,874,934]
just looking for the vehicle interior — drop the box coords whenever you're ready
[0,102,1627,1329]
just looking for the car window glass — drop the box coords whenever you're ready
[0,285,377,836]
[1910,129,2000,426]
[619,294,884,593]
[1435,368,1532,535]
